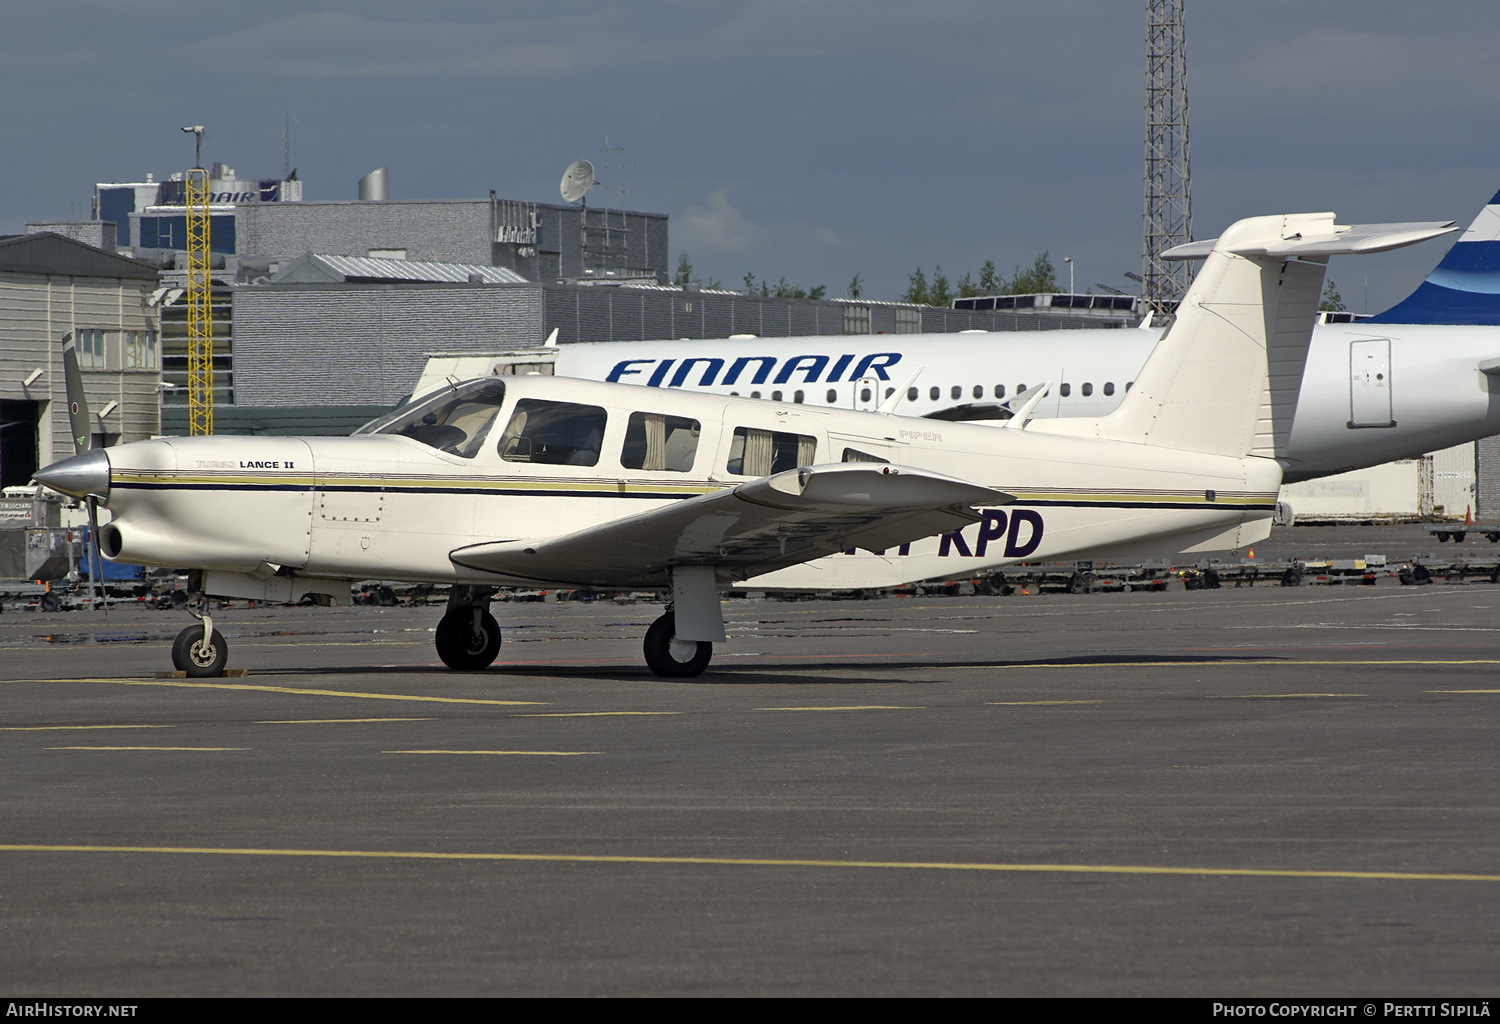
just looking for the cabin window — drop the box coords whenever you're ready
[1081,382,1093,397]
[750,391,761,399]
[972,385,983,400]
[727,427,817,477]
[621,412,700,472]
[1060,383,1071,397]
[842,447,889,464]
[498,398,607,467]
[1103,382,1115,396]
[860,387,872,403]
[994,384,1005,399]
[793,390,805,404]
[1126,381,1133,392]
[951,385,962,400]
[907,386,918,401]
[1017,383,1027,394]
[885,387,895,399]
[929,386,940,401]
[771,390,783,402]
[826,389,837,403]
[358,379,508,459]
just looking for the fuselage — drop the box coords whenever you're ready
[542,321,1500,483]
[91,375,1278,594]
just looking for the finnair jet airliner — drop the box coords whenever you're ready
[417,188,1500,485]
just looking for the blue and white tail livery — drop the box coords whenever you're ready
[1366,187,1500,324]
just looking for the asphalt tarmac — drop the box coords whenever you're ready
[3,554,1499,995]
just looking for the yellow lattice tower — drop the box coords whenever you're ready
[185,167,213,435]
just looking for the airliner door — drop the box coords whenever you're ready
[854,377,880,412]
[1349,339,1394,428]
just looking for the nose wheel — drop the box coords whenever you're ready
[643,612,712,677]
[172,622,228,677]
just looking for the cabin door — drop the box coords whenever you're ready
[1349,339,1394,428]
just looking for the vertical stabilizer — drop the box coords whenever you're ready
[1364,187,1500,325]
[1094,214,1457,458]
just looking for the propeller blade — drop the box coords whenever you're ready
[86,496,107,619]
[61,333,91,455]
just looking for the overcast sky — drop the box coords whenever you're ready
[4,1,1497,310]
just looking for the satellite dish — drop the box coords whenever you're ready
[560,160,596,204]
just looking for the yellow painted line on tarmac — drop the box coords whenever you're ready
[384,749,597,756]
[978,659,1500,670]
[0,724,175,731]
[513,711,681,718]
[989,700,1107,706]
[0,843,1496,883]
[46,746,248,752]
[25,678,545,707]
[1429,689,1500,694]
[1210,693,1366,699]
[258,718,435,724]
[757,706,923,712]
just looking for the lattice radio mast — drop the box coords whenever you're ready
[1143,0,1191,316]
[182,125,213,435]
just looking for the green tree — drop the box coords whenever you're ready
[674,253,693,288]
[1320,279,1346,312]
[978,259,1000,294]
[1003,252,1057,295]
[928,265,952,307]
[902,266,930,305]
[847,272,863,300]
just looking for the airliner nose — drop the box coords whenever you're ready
[33,449,111,500]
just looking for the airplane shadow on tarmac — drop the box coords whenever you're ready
[243,651,1285,687]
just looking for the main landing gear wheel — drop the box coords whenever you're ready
[172,624,229,678]
[435,608,501,670]
[643,612,712,678]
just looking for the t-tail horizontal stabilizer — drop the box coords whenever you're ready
[1097,214,1455,461]
[1363,188,1500,325]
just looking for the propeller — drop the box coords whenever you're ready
[61,333,105,617]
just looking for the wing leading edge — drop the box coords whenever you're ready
[449,463,1013,588]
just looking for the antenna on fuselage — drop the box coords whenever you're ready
[877,366,925,415]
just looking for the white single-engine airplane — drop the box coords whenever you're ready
[35,212,1451,679]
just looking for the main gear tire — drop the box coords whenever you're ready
[643,612,712,678]
[435,608,502,670]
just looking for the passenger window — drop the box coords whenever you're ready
[1060,383,1071,397]
[1103,382,1115,396]
[842,447,889,464]
[1082,382,1093,397]
[771,390,783,402]
[363,379,508,459]
[726,427,817,477]
[1126,381,1133,392]
[885,387,895,400]
[826,389,837,403]
[794,390,805,404]
[972,385,983,400]
[907,386,918,401]
[621,412,700,472]
[498,398,607,467]
[994,384,1005,399]
[1017,383,1027,393]
[950,385,961,400]
[860,386,872,403]
[929,386,940,401]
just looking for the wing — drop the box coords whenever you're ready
[449,463,1012,588]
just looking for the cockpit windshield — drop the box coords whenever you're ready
[354,380,508,459]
